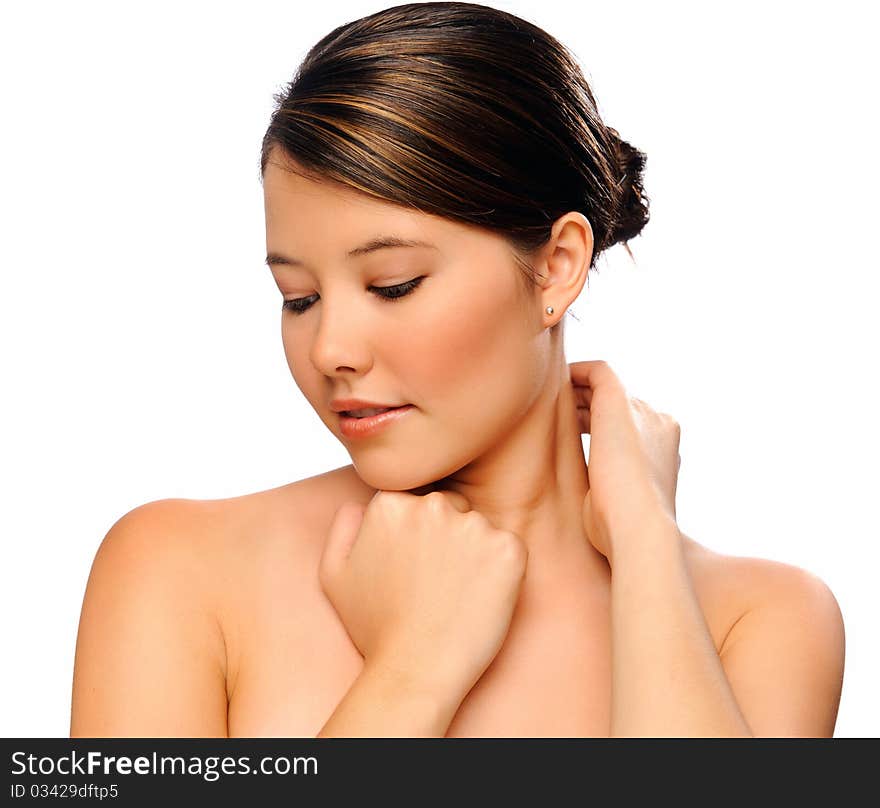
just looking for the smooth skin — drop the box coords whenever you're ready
[320,490,527,696]
[70,147,845,737]
[317,489,529,736]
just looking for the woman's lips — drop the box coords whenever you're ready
[338,404,414,438]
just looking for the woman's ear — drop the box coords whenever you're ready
[537,211,593,317]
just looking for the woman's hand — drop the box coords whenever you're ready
[570,360,682,564]
[319,489,528,698]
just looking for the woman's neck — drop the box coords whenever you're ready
[408,355,609,598]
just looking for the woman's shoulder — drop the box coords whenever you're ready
[74,471,356,737]
[115,465,372,568]
[128,485,831,635]
[681,531,834,601]
[679,533,844,736]
[678,531,840,656]
[93,465,369,629]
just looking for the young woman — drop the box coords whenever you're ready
[70,1,845,738]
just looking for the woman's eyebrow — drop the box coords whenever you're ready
[265,236,437,268]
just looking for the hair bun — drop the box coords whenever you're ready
[607,126,650,256]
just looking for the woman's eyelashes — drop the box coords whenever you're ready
[282,276,426,315]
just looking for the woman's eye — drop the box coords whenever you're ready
[282,276,426,315]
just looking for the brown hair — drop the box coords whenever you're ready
[260,1,649,311]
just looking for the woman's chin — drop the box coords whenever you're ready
[350,465,449,496]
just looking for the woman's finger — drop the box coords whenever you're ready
[576,405,591,434]
[568,359,611,383]
[569,360,627,398]
[572,385,592,407]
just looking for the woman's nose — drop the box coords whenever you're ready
[307,303,372,376]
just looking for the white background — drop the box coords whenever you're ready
[1,0,877,737]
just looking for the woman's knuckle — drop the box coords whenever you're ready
[462,509,485,529]
[497,530,526,561]
[422,491,447,513]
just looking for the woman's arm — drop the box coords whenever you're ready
[317,655,468,737]
[70,500,229,737]
[608,518,754,737]
[608,517,845,737]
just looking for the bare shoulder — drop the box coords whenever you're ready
[172,462,375,618]
[678,533,845,737]
[72,466,368,737]
[202,464,376,555]
[72,497,229,736]
[186,466,374,691]
[678,532,843,657]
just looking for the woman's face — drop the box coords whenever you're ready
[262,153,554,491]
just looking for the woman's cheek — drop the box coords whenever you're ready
[391,297,494,396]
[395,288,525,417]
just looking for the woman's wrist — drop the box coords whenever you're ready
[363,650,470,723]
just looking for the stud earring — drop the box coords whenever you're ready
[546,306,554,315]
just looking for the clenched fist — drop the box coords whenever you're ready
[319,489,528,696]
